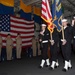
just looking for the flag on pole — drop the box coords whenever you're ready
[41,0,53,33]
[51,0,62,31]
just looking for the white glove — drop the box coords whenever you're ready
[72,20,75,26]
[50,40,55,45]
[40,31,44,35]
[39,39,42,42]
[61,39,67,45]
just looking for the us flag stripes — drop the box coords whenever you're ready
[41,0,53,33]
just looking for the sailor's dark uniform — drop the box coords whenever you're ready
[40,28,50,60]
[50,28,59,70]
[61,26,72,61]
[50,28,59,61]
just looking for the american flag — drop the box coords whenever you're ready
[0,15,34,48]
[41,0,53,33]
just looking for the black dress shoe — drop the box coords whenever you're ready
[39,66,43,69]
[55,65,59,68]
[68,67,72,70]
[45,65,50,67]
[49,67,54,70]
[62,68,68,72]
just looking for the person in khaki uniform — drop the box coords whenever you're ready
[16,33,22,59]
[32,36,37,56]
[0,34,2,61]
[6,34,13,60]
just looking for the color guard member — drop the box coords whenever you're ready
[61,19,72,72]
[39,24,50,68]
[50,25,59,70]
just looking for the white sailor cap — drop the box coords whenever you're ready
[41,24,46,26]
[61,19,67,22]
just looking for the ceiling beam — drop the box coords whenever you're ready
[14,0,20,16]
[22,0,41,5]
[67,0,75,7]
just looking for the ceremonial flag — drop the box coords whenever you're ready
[0,15,34,48]
[41,0,53,33]
[52,0,62,31]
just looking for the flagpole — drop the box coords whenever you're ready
[50,32,52,40]
[62,26,64,40]
[48,26,53,40]
[61,15,65,40]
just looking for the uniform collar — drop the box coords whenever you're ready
[64,26,67,29]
